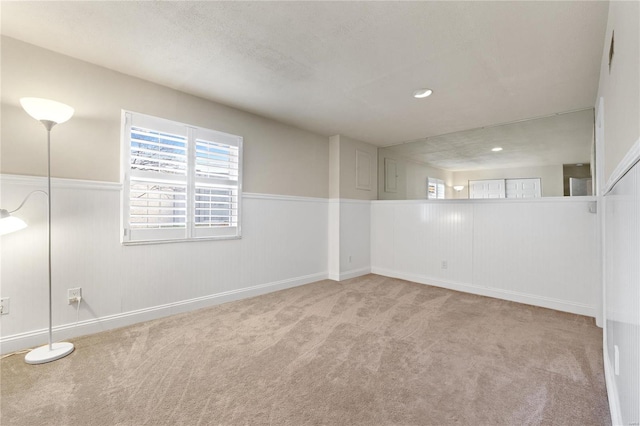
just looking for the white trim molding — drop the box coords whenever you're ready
[372,268,596,318]
[603,342,624,426]
[372,196,597,205]
[328,198,373,204]
[0,272,328,355]
[1,174,122,191]
[1,174,332,204]
[331,267,371,282]
[244,192,329,203]
[604,137,640,195]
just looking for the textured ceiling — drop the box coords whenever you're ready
[382,109,595,171]
[1,1,608,169]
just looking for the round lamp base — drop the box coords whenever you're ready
[25,342,74,365]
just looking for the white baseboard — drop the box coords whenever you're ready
[0,272,328,355]
[603,342,624,426]
[338,267,371,281]
[371,268,596,318]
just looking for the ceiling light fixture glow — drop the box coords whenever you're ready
[491,147,503,152]
[413,89,433,99]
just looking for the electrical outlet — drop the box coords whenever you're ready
[0,297,9,315]
[441,260,448,269]
[67,287,82,305]
[348,255,352,263]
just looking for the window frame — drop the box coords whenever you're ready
[427,177,445,199]
[121,110,243,245]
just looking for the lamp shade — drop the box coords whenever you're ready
[453,185,464,191]
[20,97,74,124]
[0,210,27,236]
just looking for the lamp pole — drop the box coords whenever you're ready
[21,99,75,364]
[44,120,54,351]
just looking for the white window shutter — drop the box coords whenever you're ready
[122,111,242,244]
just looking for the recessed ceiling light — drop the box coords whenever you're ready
[491,147,503,152]
[413,88,433,98]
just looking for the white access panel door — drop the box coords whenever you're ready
[505,178,542,198]
[469,179,506,199]
[384,158,398,193]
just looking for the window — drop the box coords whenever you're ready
[122,111,242,244]
[427,178,445,199]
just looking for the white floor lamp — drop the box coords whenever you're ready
[17,97,76,364]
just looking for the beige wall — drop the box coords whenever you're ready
[377,152,452,200]
[1,37,329,198]
[597,1,640,182]
[405,160,455,199]
[328,135,341,199]
[337,135,378,200]
[452,165,564,198]
[328,134,377,200]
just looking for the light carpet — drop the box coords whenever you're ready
[1,275,610,425]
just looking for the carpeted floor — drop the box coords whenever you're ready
[1,275,610,425]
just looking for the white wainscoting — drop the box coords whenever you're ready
[339,199,372,279]
[328,199,372,281]
[0,175,329,354]
[371,197,600,318]
[328,200,340,281]
[603,160,640,426]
